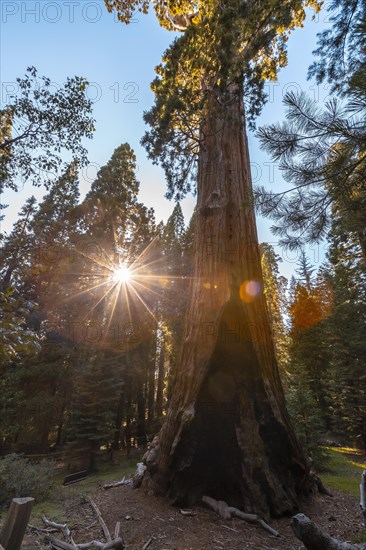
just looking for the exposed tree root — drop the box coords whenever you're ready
[202,495,280,537]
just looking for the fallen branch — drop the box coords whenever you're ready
[44,534,125,549]
[360,470,366,525]
[103,477,131,490]
[76,538,124,549]
[87,498,112,542]
[42,515,74,545]
[44,535,76,550]
[292,513,366,550]
[142,537,154,550]
[202,495,280,537]
[28,524,59,534]
[34,509,124,550]
[180,509,196,516]
[114,522,121,539]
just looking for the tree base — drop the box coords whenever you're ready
[142,297,314,518]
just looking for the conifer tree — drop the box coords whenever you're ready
[105,0,321,516]
[256,1,366,256]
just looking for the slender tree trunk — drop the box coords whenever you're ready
[113,388,125,451]
[142,85,312,518]
[124,378,132,453]
[147,354,155,423]
[136,375,146,447]
[155,343,165,418]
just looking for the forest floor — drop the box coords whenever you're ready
[21,447,366,549]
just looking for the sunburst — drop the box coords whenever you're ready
[48,235,190,350]
[112,264,132,284]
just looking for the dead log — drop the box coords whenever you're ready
[360,470,366,525]
[87,497,112,542]
[103,477,131,490]
[202,495,280,537]
[292,513,366,550]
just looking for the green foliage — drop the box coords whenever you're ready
[256,6,366,254]
[105,0,321,199]
[285,227,366,455]
[325,217,366,447]
[286,253,333,463]
[286,382,327,467]
[256,89,366,252]
[0,454,55,506]
[260,243,289,371]
[0,67,94,193]
[321,447,366,497]
[308,0,365,93]
[68,352,121,446]
[0,288,40,365]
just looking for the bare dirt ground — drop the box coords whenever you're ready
[24,483,364,549]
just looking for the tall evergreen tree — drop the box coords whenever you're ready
[256,1,366,256]
[106,0,321,516]
[325,214,366,447]
[260,243,288,372]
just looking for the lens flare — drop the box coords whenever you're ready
[240,280,263,302]
[113,265,131,284]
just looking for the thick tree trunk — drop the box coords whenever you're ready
[141,85,312,517]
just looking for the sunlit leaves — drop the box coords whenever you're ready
[136,0,322,198]
[0,67,95,192]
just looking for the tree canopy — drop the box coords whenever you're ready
[106,0,321,200]
[256,1,366,256]
[0,66,94,194]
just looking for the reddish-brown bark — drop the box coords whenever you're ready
[142,86,313,518]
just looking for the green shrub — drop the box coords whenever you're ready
[0,453,55,506]
[286,383,329,469]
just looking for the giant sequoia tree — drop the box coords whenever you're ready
[105,0,320,517]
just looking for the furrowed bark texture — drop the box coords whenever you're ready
[141,86,312,517]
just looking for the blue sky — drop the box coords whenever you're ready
[1,1,330,279]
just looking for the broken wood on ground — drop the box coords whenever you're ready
[103,477,132,490]
[202,495,280,537]
[33,498,124,549]
[292,513,366,550]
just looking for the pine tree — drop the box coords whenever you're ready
[325,215,366,447]
[256,2,366,256]
[260,243,288,372]
[286,254,333,456]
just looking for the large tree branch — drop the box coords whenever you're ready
[292,514,366,550]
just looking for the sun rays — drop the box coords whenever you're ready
[48,236,187,350]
